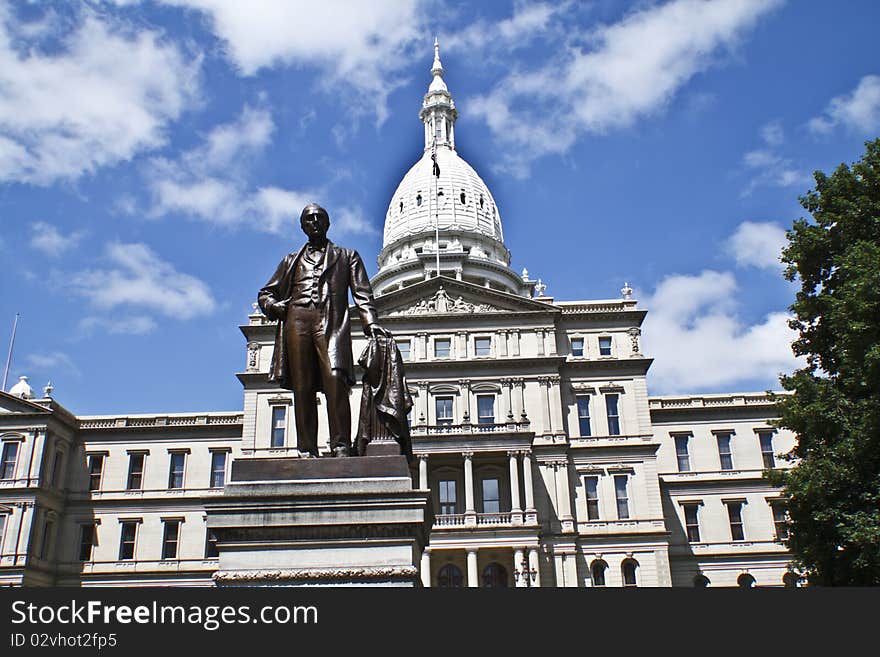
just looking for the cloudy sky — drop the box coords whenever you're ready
[1,0,878,414]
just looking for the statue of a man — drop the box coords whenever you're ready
[258,203,388,457]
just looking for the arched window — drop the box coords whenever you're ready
[437,564,463,588]
[416,194,422,206]
[479,195,484,209]
[622,560,638,587]
[591,560,607,587]
[460,191,466,204]
[693,574,710,587]
[482,563,508,588]
[783,572,800,588]
[737,573,756,588]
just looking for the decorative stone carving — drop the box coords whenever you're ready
[627,327,642,355]
[390,286,500,315]
[246,341,260,372]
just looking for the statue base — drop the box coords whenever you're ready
[206,455,432,587]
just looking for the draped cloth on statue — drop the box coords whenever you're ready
[356,336,413,460]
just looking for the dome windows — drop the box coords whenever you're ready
[460,191,466,204]
[416,193,422,206]
[399,201,403,213]
[479,195,484,209]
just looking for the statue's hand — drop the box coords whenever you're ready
[368,324,391,338]
[271,301,288,319]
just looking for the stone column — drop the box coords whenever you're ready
[517,378,529,423]
[511,330,521,357]
[418,332,428,361]
[457,331,468,359]
[497,330,508,356]
[418,381,429,425]
[549,376,564,437]
[463,451,476,523]
[514,547,526,588]
[553,461,574,532]
[421,550,431,587]
[508,451,522,524]
[460,379,472,425]
[418,454,429,490]
[546,327,557,356]
[522,451,536,520]
[536,329,545,356]
[467,548,479,588]
[502,378,514,422]
[538,377,553,435]
[528,547,542,587]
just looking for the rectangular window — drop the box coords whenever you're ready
[162,520,181,559]
[585,476,600,520]
[87,454,104,491]
[205,528,219,558]
[570,337,584,357]
[674,435,691,472]
[439,480,457,515]
[605,394,621,435]
[717,433,734,471]
[683,504,701,542]
[598,336,612,356]
[118,522,138,560]
[0,515,6,552]
[759,432,776,468]
[396,340,411,361]
[168,452,186,489]
[79,523,96,561]
[40,519,54,560]
[435,397,453,426]
[0,442,19,480]
[271,406,287,448]
[614,475,630,520]
[434,338,451,358]
[772,503,789,540]
[126,453,145,490]
[210,451,227,488]
[726,502,745,541]
[576,396,592,437]
[476,395,495,425]
[481,478,500,514]
[474,337,491,357]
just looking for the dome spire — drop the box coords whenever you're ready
[420,37,456,151]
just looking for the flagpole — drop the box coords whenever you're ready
[432,138,441,278]
[2,313,20,392]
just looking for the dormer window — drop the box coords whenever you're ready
[479,195,484,209]
[399,201,403,213]
[460,191,466,204]
[416,194,422,206]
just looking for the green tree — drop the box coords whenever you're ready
[768,138,880,585]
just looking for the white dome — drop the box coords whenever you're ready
[383,147,503,247]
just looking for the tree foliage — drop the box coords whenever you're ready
[769,138,880,585]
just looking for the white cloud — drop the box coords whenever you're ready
[642,269,801,393]
[468,0,782,177]
[25,351,80,377]
[77,315,158,337]
[158,0,421,122]
[444,3,563,54]
[741,120,808,193]
[147,105,376,235]
[726,221,786,270]
[29,221,84,257]
[0,6,200,185]
[809,74,880,135]
[67,242,216,320]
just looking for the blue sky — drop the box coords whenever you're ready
[1,0,878,414]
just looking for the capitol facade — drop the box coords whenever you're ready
[0,44,797,588]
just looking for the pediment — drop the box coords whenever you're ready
[0,390,50,415]
[376,276,557,318]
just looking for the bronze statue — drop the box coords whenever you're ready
[258,203,388,457]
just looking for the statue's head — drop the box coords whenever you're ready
[300,203,330,239]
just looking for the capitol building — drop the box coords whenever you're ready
[0,44,797,588]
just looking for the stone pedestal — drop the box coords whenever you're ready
[206,455,432,587]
